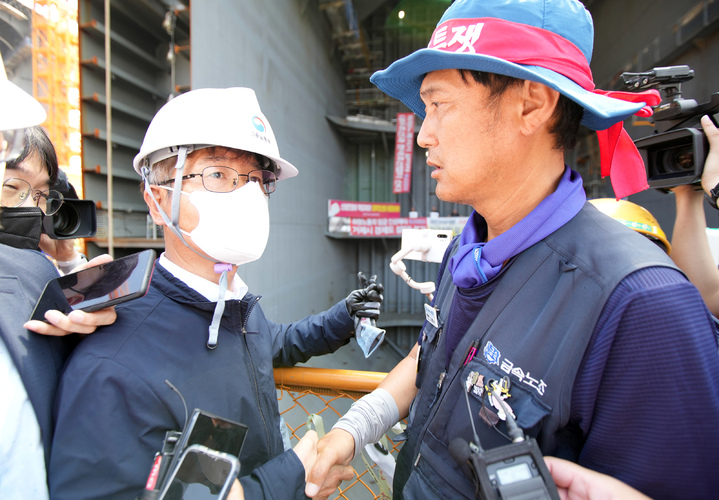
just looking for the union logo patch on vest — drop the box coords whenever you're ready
[483,341,501,365]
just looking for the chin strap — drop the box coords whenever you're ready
[208,263,232,349]
[142,150,233,349]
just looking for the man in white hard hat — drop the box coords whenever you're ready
[305,0,719,498]
[0,55,116,498]
[50,87,370,499]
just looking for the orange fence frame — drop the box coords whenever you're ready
[275,367,398,500]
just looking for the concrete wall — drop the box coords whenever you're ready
[190,0,355,322]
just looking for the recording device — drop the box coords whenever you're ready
[43,198,97,239]
[166,409,249,472]
[29,248,155,322]
[44,171,97,239]
[400,228,453,263]
[449,380,559,499]
[450,437,558,500]
[622,65,719,190]
[157,445,240,500]
[140,403,248,500]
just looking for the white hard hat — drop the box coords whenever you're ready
[0,54,46,131]
[133,87,298,181]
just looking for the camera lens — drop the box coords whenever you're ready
[52,203,81,238]
[653,144,695,175]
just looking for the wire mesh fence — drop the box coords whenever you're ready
[275,367,404,500]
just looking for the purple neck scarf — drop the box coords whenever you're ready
[449,167,586,288]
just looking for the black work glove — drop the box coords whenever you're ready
[345,272,384,320]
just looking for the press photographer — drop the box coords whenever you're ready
[1,125,97,274]
[621,66,719,318]
[623,65,719,190]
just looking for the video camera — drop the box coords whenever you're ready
[45,171,97,239]
[622,65,719,190]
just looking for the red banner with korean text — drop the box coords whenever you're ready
[393,112,415,194]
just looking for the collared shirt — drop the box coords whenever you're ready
[158,253,248,302]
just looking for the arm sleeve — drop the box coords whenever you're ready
[572,267,719,499]
[270,299,355,367]
[49,356,177,500]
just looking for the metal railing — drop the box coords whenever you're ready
[275,367,402,500]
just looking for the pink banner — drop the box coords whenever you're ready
[328,199,400,219]
[393,112,415,194]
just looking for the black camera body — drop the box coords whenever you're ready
[43,198,97,239]
[622,65,719,190]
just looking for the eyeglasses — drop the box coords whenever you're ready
[1,178,64,215]
[157,166,276,195]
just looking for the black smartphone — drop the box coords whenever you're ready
[158,444,240,500]
[168,409,248,474]
[29,249,156,322]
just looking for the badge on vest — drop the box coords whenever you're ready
[465,371,485,398]
[486,377,516,421]
[424,303,439,328]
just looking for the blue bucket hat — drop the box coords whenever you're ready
[371,0,646,132]
[370,0,662,198]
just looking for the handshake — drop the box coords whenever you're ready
[291,427,360,499]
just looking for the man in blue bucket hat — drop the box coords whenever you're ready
[306,1,719,498]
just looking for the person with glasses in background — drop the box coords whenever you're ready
[1,125,91,274]
[0,56,116,499]
[50,87,374,500]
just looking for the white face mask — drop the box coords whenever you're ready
[178,181,270,265]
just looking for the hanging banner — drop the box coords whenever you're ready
[393,112,415,194]
[328,217,428,238]
[328,199,400,219]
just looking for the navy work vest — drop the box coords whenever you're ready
[393,203,680,499]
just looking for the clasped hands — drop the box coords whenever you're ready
[292,428,357,499]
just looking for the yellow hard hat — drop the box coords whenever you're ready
[589,198,671,254]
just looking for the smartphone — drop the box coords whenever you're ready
[158,444,240,500]
[29,248,156,322]
[166,409,249,479]
[400,229,453,263]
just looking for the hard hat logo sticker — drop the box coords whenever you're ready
[252,116,266,133]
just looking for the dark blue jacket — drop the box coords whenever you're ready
[0,244,76,469]
[49,262,355,500]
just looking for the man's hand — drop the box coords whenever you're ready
[227,479,244,500]
[23,254,118,336]
[701,115,719,196]
[305,428,356,499]
[345,272,384,320]
[293,429,319,482]
[544,457,650,500]
[38,235,79,263]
